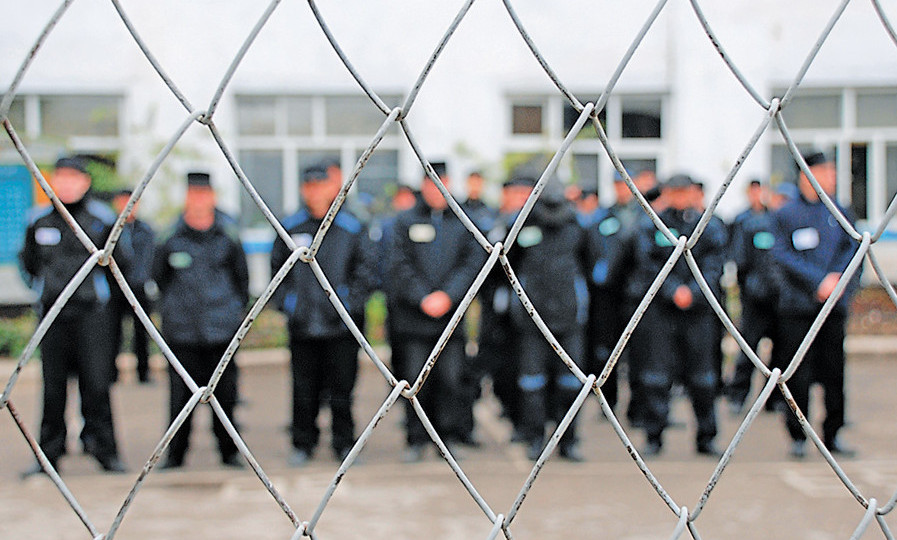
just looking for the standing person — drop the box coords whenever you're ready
[508,180,590,462]
[479,176,534,442]
[19,155,128,476]
[154,172,249,470]
[110,188,156,384]
[726,181,795,414]
[771,151,860,459]
[388,162,483,462]
[460,171,496,233]
[270,164,374,466]
[637,174,727,457]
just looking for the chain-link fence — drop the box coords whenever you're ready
[3,0,897,538]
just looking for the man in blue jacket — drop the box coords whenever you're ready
[270,163,374,466]
[154,172,249,469]
[388,162,484,462]
[771,150,861,459]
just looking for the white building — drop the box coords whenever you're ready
[2,0,896,295]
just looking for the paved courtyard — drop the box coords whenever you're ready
[2,346,897,539]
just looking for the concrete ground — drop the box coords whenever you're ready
[2,342,897,539]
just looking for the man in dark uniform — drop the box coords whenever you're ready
[726,181,794,414]
[270,164,374,466]
[154,172,249,469]
[20,155,128,476]
[110,188,156,384]
[637,174,727,457]
[388,162,483,462]
[507,181,590,462]
[771,151,860,459]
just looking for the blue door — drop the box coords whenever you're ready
[0,165,34,263]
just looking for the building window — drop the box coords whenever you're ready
[781,92,841,129]
[856,91,897,128]
[512,104,544,135]
[622,97,662,138]
[235,93,403,229]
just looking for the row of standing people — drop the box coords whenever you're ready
[19,150,859,476]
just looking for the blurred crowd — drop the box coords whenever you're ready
[17,150,861,476]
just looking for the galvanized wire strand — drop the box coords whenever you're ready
[407,243,502,396]
[8,400,100,537]
[876,514,896,540]
[2,120,99,255]
[669,507,689,540]
[103,110,206,259]
[601,237,689,390]
[872,0,897,47]
[307,107,403,260]
[303,383,407,536]
[498,252,587,383]
[594,0,669,115]
[485,513,506,540]
[503,375,596,528]
[691,373,781,520]
[504,103,595,251]
[779,0,852,108]
[685,99,779,250]
[500,0,580,111]
[307,255,399,386]
[1,252,100,408]
[206,0,284,121]
[872,191,897,242]
[867,248,897,310]
[106,391,207,539]
[108,0,194,114]
[305,0,391,116]
[687,0,769,109]
[780,233,871,381]
[0,0,75,116]
[401,0,478,118]
[853,499,879,540]
[774,112,864,242]
[201,246,307,400]
[207,120,296,250]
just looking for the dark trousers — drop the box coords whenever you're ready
[480,316,521,430]
[625,299,648,425]
[401,335,465,446]
[289,336,359,453]
[728,298,779,405]
[112,289,152,381]
[517,329,585,447]
[39,306,120,462]
[777,313,847,443]
[167,343,239,462]
[587,289,623,411]
[640,306,718,444]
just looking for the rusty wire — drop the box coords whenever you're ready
[2,0,897,538]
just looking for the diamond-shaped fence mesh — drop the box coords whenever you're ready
[3,0,897,538]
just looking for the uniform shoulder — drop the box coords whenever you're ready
[26,204,54,225]
[87,199,118,225]
[215,210,242,243]
[333,211,363,234]
[281,209,310,231]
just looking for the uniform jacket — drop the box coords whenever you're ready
[20,196,130,316]
[153,210,249,345]
[731,209,783,305]
[771,194,860,317]
[636,207,728,313]
[506,197,589,335]
[388,200,484,337]
[270,209,374,340]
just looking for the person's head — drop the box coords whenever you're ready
[112,188,139,223]
[663,174,696,211]
[797,150,836,201]
[770,182,798,210]
[466,171,485,202]
[52,156,92,205]
[421,162,449,210]
[633,168,657,195]
[301,164,341,218]
[500,176,535,214]
[392,184,418,212]
[613,175,633,205]
[746,179,765,211]
[689,181,706,210]
[577,187,600,215]
[183,172,216,231]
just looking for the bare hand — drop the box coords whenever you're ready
[673,285,693,310]
[817,272,841,302]
[421,290,452,318]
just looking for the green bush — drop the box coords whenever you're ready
[0,312,37,359]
